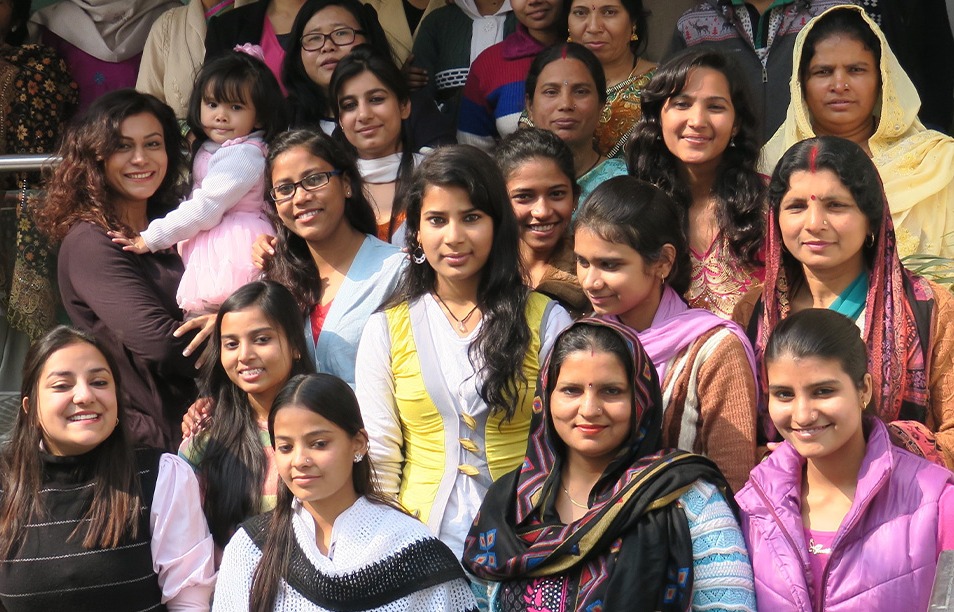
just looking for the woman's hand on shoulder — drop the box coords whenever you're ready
[251,233,277,270]
[107,230,150,254]
[181,396,216,439]
[174,314,216,368]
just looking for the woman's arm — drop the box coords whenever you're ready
[61,226,200,378]
[681,480,757,612]
[137,143,267,251]
[693,332,758,493]
[151,454,216,611]
[354,312,404,498]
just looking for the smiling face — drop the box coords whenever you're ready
[199,87,259,144]
[804,34,879,140]
[778,169,869,278]
[104,112,168,209]
[219,306,297,414]
[660,67,736,172]
[528,58,601,152]
[568,0,634,67]
[300,5,368,90]
[574,227,670,332]
[271,146,352,246]
[337,70,409,160]
[418,184,495,293]
[273,404,366,514]
[767,354,871,462]
[549,349,632,468]
[507,157,576,257]
[27,342,119,456]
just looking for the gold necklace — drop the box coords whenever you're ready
[561,484,589,510]
[433,292,479,332]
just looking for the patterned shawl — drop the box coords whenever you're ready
[756,180,936,430]
[463,317,731,611]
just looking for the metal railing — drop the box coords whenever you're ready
[0,154,59,172]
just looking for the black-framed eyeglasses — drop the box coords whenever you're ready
[300,27,365,52]
[269,170,343,203]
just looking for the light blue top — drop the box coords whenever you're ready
[578,157,628,204]
[305,235,406,388]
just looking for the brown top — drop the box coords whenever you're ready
[660,326,758,493]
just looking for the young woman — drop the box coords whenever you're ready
[496,127,588,315]
[761,5,954,257]
[737,308,954,611]
[522,43,628,201]
[458,0,565,149]
[355,145,572,557]
[34,89,200,450]
[566,0,655,157]
[627,48,764,320]
[464,318,756,611]
[263,130,406,387]
[0,327,215,609]
[180,281,313,551]
[574,176,758,491]
[330,45,424,242]
[283,0,455,147]
[733,136,954,466]
[212,373,478,611]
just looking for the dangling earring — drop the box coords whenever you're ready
[866,233,875,248]
[411,245,426,264]
[567,34,573,43]
[630,27,638,42]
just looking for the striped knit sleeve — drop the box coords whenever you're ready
[456,51,499,151]
[680,479,757,612]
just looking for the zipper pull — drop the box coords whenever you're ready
[762,65,768,83]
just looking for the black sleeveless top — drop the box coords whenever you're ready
[0,447,166,612]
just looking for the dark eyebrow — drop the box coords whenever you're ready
[46,367,110,379]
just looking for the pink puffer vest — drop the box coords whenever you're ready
[736,418,953,611]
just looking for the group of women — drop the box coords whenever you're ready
[1,3,954,612]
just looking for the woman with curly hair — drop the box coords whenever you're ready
[35,89,200,450]
[627,48,765,319]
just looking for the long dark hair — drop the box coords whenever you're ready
[0,326,142,558]
[196,281,314,548]
[386,145,532,420]
[187,50,288,150]
[283,0,393,126]
[249,373,400,610]
[768,136,883,276]
[330,45,415,239]
[6,0,31,46]
[574,176,691,294]
[263,130,377,314]
[627,48,764,266]
[36,89,188,242]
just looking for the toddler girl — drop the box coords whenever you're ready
[111,47,287,316]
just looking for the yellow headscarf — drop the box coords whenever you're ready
[760,4,954,258]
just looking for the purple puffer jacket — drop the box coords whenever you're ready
[736,418,954,611]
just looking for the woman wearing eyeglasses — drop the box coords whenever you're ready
[262,130,405,388]
[283,0,455,148]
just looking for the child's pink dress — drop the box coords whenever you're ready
[139,131,273,314]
